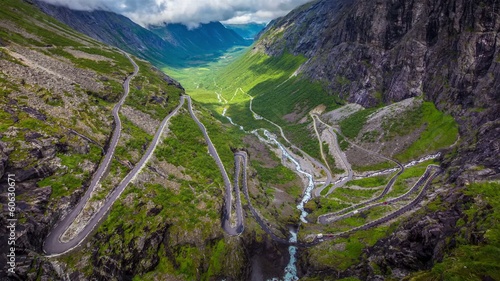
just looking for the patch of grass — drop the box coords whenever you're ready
[339,108,378,139]
[252,160,297,185]
[329,187,381,204]
[346,175,390,188]
[324,143,345,174]
[352,161,396,172]
[336,133,350,151]
[115,116,152,163]
[0,109,15,132]
[308,197,351,220]
[395,102,458,162]
[308,226,391,271]
[37,145,102,198]
[409,181,500,281]
[381,103,423,140]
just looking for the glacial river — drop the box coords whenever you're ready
[261,130,316,281]
[222,106,313,280]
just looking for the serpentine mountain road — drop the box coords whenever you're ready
[43,55,185,256]
[186,96,244,235]
[43,57,440,255]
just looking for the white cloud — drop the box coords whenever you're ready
[38,0,314,28]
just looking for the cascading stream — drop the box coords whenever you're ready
[220,110,314,280]
[263,130,315,281]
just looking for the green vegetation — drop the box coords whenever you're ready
[307,197,351,221]
[252,160,297,185]
[339,108,378,139]
[307,225,392,271]
[346,175,390,188]
[127,60,183,120]
[394,102,458,162]
[156,106,242,181]
[92,158,130,201]
[324,143,345,174]
[409,181,500,281]
[337,133,350,151]
[352,161,395,172]
[115,116,152,163]
[0,0,98,48]
[329,187,382,204]
[37,145,102,198]
[381,103,423,140]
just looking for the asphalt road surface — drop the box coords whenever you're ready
[43,55,185,256]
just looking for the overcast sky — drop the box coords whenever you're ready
[39,0,314,28]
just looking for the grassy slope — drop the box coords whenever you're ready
[1,0,131,200]
[409,181,500,281]
[339,100,458,168]
[165,48,343,159]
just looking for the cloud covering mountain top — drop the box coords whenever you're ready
[38,0,314,28]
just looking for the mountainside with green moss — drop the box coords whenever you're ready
[0,1,242,280]
[163,0,499,280]
[33,0,250,67]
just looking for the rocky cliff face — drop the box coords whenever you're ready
[257,0,499,279]
[34,1,250,66]
[258,0,499,176]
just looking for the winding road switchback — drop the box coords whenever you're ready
[43,55,185,256]
[186,96,244,235]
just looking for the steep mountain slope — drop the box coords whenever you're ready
[34,1,250,67]
[224,23,267,40]
[250,0,500,279]
[33,0,187,66]
[0,2,302,280]
[149,21,251,64]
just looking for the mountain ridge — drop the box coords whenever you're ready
[33,0,250,67]
[250,0,500,278]
[256,0,499,173]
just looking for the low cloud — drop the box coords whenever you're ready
[38,0,314,28]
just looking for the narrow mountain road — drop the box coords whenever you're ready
[318,164,439,224]
[320,166,442,241]
[43,55,185,256]
[311,114,353,196]
[311,113,332,172]
[186,96,244,235]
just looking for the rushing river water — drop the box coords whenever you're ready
[221,110,315,280]
[263,130,316,281]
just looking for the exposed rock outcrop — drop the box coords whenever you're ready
[258,0,499,111]
[258,0,499,279]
